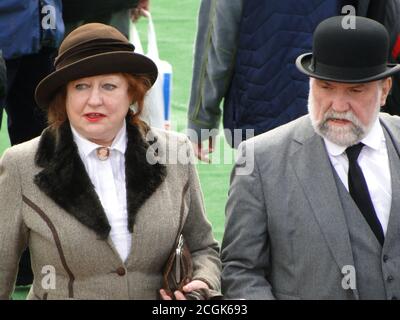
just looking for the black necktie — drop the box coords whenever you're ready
[346,143,384,246]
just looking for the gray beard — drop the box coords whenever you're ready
[308,95,380,147]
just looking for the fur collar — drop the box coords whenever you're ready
[34,120,166,239]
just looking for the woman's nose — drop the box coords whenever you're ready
[87,87,103,106]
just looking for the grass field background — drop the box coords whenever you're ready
[0,0,234,299]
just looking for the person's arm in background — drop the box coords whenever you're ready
[187,0,243,162]
[130,0,149,22]
[367,0,400,115]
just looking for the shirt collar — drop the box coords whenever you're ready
[70,121,127,158]
[324,117,385,157]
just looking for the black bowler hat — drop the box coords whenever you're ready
[296,16,400,83]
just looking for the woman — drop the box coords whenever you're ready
[0,23,221,300]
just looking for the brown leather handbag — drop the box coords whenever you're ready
[162,234,193,297]
[161,182,223,300]
[162,182,193,298]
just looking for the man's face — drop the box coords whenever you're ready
[308,78,392,146]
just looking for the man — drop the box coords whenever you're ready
[187,0,400,162]
[221,16,400,300]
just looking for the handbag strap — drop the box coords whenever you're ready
[174,180,190,246]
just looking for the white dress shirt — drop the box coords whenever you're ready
[71,122,132,262]
[324,118,391,235]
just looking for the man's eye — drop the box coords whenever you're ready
[75,83,89,90]
[103,83,117,90]
[351,88,363,93]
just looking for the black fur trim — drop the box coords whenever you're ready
[34,121,166,239]
[125,123,167,232]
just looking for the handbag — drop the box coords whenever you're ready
[162,234,193,297]
[161,184,223,300]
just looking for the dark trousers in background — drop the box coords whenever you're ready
[2,47,56,286]
[64,9,130,38]
[4,48,55,145]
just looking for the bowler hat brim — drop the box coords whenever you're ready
[296,53,400,83]
[35,51,158,109]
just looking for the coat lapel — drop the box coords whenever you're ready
[124,122,167,233]
[291,121,356,274]
[380,117,400,249]
[34,120,166,240]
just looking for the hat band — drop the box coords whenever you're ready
[55,39,135,69]
[310,59,388,81]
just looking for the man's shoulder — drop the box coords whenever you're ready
[247,115,312,152]
[380,112,400,133]
[380,112,400,123]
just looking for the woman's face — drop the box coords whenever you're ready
[66,73,131,146]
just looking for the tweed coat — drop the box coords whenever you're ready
[0,120,221,300]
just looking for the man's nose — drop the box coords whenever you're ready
[330,93,350,113]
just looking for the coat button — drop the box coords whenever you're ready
[116,267,126,276]
[383,255,389,263]
[387,275,394,283]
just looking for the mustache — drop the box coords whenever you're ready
[321,110,360,125]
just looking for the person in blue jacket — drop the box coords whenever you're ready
[187,0,400,161]
[0,0,64,286]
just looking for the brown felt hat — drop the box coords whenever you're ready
[35,23,158,109]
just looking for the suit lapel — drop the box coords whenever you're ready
[381,119,400,249]
[291,123,356,275]
[34,120,166,241]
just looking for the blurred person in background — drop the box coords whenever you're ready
[62,0,150,37]
[0,0,64,286]
[187,0,400,162]
[0,51,6,125]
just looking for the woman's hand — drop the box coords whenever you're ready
[159,280,209,300]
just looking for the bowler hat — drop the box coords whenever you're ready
[296,16,400,83]
[35,23,158,109]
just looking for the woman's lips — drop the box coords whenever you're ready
[84,113,106,122]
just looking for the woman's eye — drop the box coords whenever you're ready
[103,83,117,91]
[75,83,89,90]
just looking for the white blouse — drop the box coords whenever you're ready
[70,122,132,262]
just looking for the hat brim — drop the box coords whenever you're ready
[296,52,400,83]
[35,51,158,109]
